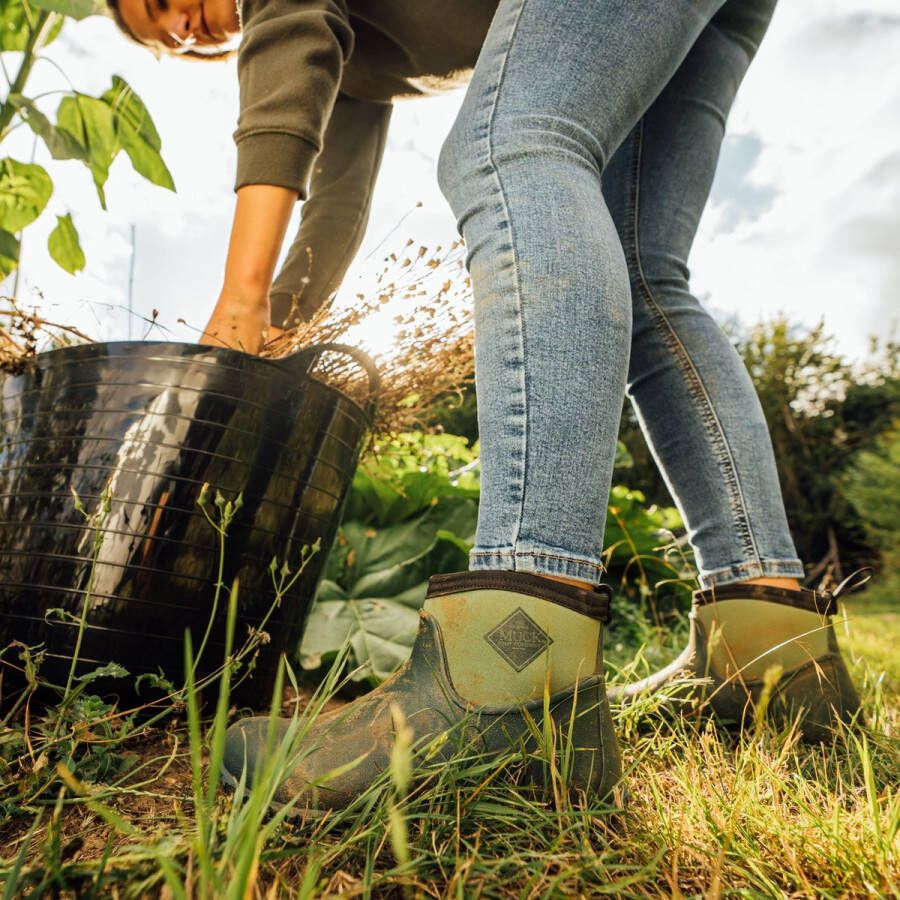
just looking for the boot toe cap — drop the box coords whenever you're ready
[221,716,272,788]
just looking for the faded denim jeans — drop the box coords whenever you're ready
[437,0,804,588]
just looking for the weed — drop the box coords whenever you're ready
[0,488,896,897]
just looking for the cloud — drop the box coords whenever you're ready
[691,0,900,359]
[707,133,778,233]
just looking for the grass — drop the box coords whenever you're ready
[0,581,895,898]
[0,480,896,900]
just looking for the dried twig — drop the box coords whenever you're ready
[0,295,94,374]
[1,239,476,436]
[261,240,474,434]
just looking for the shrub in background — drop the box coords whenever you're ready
[844,421,900,590]
[619,318,899,580]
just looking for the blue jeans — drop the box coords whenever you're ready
[437,0,804,588]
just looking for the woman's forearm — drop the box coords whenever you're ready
[223,183,297,294]
[202,183,297,353]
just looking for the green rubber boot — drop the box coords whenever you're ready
[221,571,622,816]
[609,576,866,740]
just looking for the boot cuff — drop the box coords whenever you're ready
[693,583,838,617]
[426,571,612,623]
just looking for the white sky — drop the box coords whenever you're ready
[4,0,899,360]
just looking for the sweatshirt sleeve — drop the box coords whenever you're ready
[269,94,392,328]
[234,0,354,197]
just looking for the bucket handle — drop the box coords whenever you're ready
[288,342,381,417]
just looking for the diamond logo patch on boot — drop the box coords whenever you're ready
[485,608,553,672]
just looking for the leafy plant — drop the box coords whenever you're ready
[844,420,900,587]
[300,433,479,682]
[301,432,693,682]
[0,1,174,276]
[344,431,480,526]
[603,484,692,607]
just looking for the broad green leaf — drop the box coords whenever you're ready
[117,132,175,191]
[48,213,85,274]
[0,0,33,51]
[102,76,163,151]
[306,435,481,681]
[349,501,475,599]
[0,227,19,276]
[299,597,420,681]
[30,0,106,20]
[349,514,439,575]
[0,158,52,232]
[0,3,64,50]
[434,527,473,557]
[304,497,475,681]
[57,94,117,208]
[102,77,175,191]
[348,533,468,603]
[343,466,401,524]
[336,500,469,589]
[315,578,348,602]
[7,94,86,161]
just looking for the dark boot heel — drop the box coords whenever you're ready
[769,653,863,740]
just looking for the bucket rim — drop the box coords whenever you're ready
[5,339,376,423]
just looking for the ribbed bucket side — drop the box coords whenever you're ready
[0,342,372,698]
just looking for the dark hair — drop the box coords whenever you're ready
[105,0,237,61]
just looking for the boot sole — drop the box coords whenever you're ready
[218,761,628,822]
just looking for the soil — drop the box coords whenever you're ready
[0,685,350,891]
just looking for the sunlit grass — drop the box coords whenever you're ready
[0,474,896,897]
[1,581,896,897]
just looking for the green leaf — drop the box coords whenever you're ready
[102,76,175,191]
[0,158,52,232]
[48,213,85,274]
[0,228,19,277]
[76,661,129,682]
[30,0,106,21]
[614,439,634,470]
[299,597,420,681]
[304,496,476,681]
[7,94,86,161]
[117,131,176,191]
[344,432,480,525]
[102,76,163,151]
[348,501,475,599]
[0,0,32,51]
[314,578,348,602]
[0,3,65,50]
[57,94,117,208]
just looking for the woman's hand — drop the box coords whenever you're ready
[200,289,272,354]
[201,183,297,353]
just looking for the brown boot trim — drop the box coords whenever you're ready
[426,571,612,623]
[693,583,838,617]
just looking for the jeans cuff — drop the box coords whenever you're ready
[469,545,606,585]
[699,558,806,589]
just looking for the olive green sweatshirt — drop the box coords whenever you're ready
[235,0,498,327]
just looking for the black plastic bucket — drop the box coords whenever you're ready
[0,340,378,700]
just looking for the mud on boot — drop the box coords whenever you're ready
[221,571,622,816]
[609,573,867,741]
